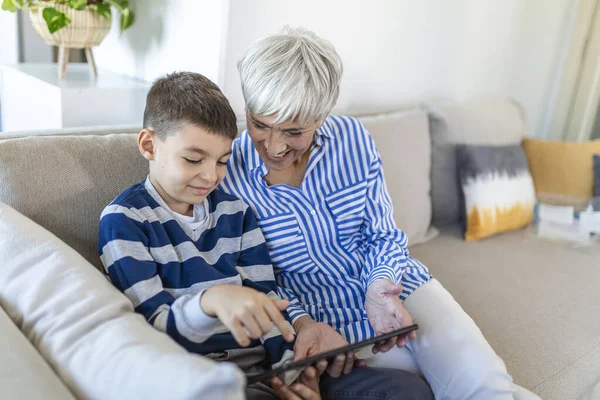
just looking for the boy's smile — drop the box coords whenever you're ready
[140,122,233,216]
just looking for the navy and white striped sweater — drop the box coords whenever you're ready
[98,178,294,367]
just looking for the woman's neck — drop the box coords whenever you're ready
[264,150,310,188]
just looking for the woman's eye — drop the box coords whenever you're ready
[252,121,267,130]
[218,160,229,166]
[285,131,302,137]
[184,158,202,165]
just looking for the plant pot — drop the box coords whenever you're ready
[29,4,111,79]
[29,4,111,49]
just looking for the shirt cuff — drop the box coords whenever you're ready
[182,289,220,334]
[286,304,310,325]
[367,266,398,288]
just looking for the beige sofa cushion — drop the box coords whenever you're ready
[359,110,438,246]
[0,306,75,400]
[426,98,526,227]
[0,132,146,268]
[0,202,246,399]
[410,226,600,400]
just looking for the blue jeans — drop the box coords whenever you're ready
[246,367,434,400]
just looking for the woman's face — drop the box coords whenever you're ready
[247,114,320,172]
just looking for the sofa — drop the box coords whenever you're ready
[0,99,599,400]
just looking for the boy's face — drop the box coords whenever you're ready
[141,122,232,215]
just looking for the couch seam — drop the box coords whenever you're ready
[532,340,600,390]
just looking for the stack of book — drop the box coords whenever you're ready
[534,202,600,245]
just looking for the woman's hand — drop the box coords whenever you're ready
[271,366,320,400]
[293,316,364,377]
[200,285,295,347]
[365,279,417,354]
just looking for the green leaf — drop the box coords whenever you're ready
[1,0,17,12]
[120,8,133,31]
[104,0,133,30]
[42,7,71,34]
[107,0,127,11]
[95,2,111,21]
[66,0,87,10]
[115,0,129,9]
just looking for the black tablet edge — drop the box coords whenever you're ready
[246,324,418,385]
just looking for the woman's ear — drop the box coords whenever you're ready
[138,128,156,161]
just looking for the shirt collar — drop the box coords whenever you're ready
[144,176,209,219]
[245,118,335,171]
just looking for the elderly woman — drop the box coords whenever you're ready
[222,28,535,400]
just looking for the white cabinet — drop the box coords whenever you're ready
[0,63,148,133]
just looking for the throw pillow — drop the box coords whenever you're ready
[457,145,536,241]
[594,154,600,197]
[426,97,527,227]
[359,109,438,246]
[594,154,600,211]
[523,138,600,210]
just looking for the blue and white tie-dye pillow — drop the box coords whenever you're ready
[457,144,536,241]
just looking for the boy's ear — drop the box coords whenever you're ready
[138,128,156,161]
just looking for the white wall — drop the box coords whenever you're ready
[95,0,229,84]
[0,13,19,65]
[93,0,573,137]
[223,0,457,119]
[1,11,53,131]
[450,0,574,137]
[223,0,573,136]
[0,11,54,65]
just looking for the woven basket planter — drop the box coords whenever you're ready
[28,4,111,78]
[28,4,111,49]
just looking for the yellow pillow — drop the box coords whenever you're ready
[523,138,600,210]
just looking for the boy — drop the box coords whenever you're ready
[98,72,317,399]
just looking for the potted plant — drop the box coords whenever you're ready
[1,0,135,78]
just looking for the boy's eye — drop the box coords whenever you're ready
[184,158,202,165]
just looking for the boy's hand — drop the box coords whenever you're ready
[200,285,295,346]
[271,366,321,400]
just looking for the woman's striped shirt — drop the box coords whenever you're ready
[221,115,432,343]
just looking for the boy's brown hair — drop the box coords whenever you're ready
[143,72,237,140]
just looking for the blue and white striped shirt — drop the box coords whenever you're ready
[221,116,432,343]
[98,178,294,367]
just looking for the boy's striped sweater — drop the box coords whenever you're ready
[98,178,294,368]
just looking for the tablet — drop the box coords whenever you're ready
[246,324,418,385]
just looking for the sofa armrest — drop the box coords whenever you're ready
[0,306,76,400]
[0,202,245,400]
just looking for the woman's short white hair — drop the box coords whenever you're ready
[238,26,343,126]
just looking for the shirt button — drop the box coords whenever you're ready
[310,209,316,215]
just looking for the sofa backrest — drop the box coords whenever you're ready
[0,129,144,269]
[0,108,437,268]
